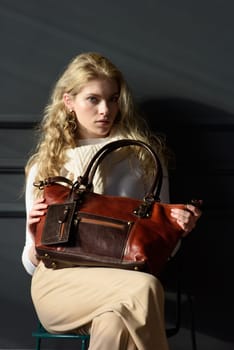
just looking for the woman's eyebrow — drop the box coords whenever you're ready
[84,91,119,97]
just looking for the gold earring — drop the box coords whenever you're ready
[69,110,76,118]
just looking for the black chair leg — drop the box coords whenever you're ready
[35,337,41,350]
[187,293,197,350]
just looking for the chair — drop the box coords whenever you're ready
[164,286,197,349]
[32,322,90,350]
[161,250,197,350]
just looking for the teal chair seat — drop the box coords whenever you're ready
[32,322,90,350]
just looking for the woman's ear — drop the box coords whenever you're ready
[63,93,73,110]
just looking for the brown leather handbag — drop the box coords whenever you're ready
[34,139,188,277]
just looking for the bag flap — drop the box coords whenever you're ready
[41,202,76,245]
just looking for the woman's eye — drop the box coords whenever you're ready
[87,96,98,103]
[110,95,119,103]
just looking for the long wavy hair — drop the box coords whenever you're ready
[25,52,168,186]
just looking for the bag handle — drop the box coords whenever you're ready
[34,176,73,189]
[73,139,163,202]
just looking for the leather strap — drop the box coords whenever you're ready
[74,139,163,201]
[34,176,73,189]
[34,140,163,202]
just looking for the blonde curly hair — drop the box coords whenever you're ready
[26,52,167,186]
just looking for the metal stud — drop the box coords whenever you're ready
[51,262,57,269]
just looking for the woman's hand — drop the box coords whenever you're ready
[27,197,48,238]
[27,197,48,266]
[170,202,202,237]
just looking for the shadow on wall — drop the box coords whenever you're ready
[140,98,234,343]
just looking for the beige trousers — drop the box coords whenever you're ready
[31,262,169,350]
[78,312,137,350]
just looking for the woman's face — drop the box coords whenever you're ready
[63,78,120,139]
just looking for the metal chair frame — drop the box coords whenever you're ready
[163,250,197,350]
[32,322,90,350]
[164,271,197,350]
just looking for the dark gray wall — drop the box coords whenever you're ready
[0,1,233,349]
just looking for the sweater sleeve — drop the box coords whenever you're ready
[21,164,38,275]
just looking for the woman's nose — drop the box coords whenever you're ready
[99,100,109,116]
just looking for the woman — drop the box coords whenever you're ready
[22,52,201,350]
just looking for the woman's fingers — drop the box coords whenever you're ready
[185,203,202,218]
[170,205,202,236]
[28,197,48,235]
